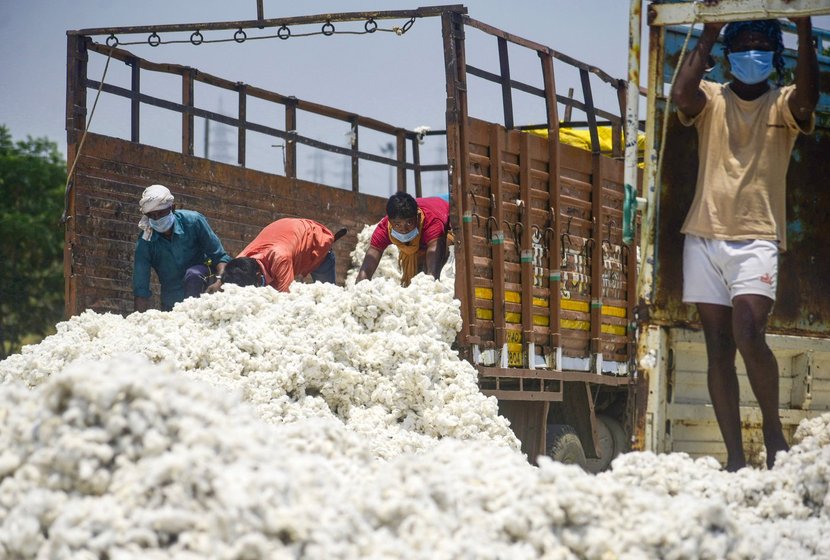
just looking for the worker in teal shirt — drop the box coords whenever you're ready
[133,184,231,312]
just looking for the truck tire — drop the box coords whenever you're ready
[584,414,628,473]
[604,414,630,456]
[546,424,587,470]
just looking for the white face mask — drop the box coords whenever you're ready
[149,212,175,232]
[391,227,419,243]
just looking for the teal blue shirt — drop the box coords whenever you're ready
[133,210,231,310]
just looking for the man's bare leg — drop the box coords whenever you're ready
[732,294,788,469]
[697,303,745,471]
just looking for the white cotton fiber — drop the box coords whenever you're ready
[1,245,830,558]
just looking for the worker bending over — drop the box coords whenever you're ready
[133,184,231,312]
[671,6,817,470]
[217,218,345,292]
[357,192,450,286]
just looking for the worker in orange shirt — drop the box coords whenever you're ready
[215,218,345,292]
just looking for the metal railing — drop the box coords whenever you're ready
[66,7,466,197]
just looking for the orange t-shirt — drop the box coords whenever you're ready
[239,218,334,292]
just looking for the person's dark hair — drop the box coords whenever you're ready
[222,257,260,287]
[386,192,418,220]
[723,19,785,85]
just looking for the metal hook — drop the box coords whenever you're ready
[503,219,523,257]
[486,215,499,243]
[603,218,616,253]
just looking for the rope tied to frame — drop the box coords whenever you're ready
[61,45,115,225]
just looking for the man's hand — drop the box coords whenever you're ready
[206,280,223,294]
[698,1,725,34]
[356,246,383,283]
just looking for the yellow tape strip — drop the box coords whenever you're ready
[474,287,626,318]
[477,312,626,336]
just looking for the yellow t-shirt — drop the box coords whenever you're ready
[678,80,814,250]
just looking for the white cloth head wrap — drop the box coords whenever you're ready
[138,184,175,240]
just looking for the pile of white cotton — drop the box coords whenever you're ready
[1,240,830,558]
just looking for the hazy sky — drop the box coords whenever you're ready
[1,1,826,196]
[1,2,643,145]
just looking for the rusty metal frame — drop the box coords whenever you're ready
[67,8,461,202]
[68,5,467,37]
[648,0,830,26]
[442,10,476,349]
[541,51,563,371]
[81,42,442,173]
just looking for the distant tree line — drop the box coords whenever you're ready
[0,126,66,358]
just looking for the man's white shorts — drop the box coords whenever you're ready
[682,235,778,306]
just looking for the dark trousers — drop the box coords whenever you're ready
[183,264,211,299]
[310,251,336,284]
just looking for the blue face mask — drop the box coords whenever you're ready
[391,227,419,243]
[149,212,175,232]
[728,50,773,85]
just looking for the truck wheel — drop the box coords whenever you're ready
[546,424,587,470]
[584,415,629,473]
[604,414,630,456]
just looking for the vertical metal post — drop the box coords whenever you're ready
[490,126,507,367]
[638,25,665,307]
[285,98,297,179]
[564,87,575,122]
[396,129,407,192]
[412,136,423,198]
[130,57,140,143]
[204,118,210,159]
[238,82,247,167]
[581,68,604,373]
[613,83,627,158]
[442,11,476,346]
[541,51,562,370]
[519,133,534,368]
[65,34,88,318]
[580,69,601,154]
[350,117,360,192]
[624,0,643,245]
[182,68,195,156]
[625,0,644,378]
[498,37,514,129]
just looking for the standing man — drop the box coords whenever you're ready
[217,218,345,292]
[671,7,818,471]
[133,184,231,312]
[356,192,450,286]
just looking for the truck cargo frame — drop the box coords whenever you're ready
[63,2,830,469]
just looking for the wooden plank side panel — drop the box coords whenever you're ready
[464,118,631,371]
[67,133,387,315]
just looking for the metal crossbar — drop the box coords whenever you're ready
[649,0,830,27]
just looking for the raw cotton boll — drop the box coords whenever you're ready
[6,235,830,557]
[794,413,830,450]
[0,357,366,559]
[0,271,520,463]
